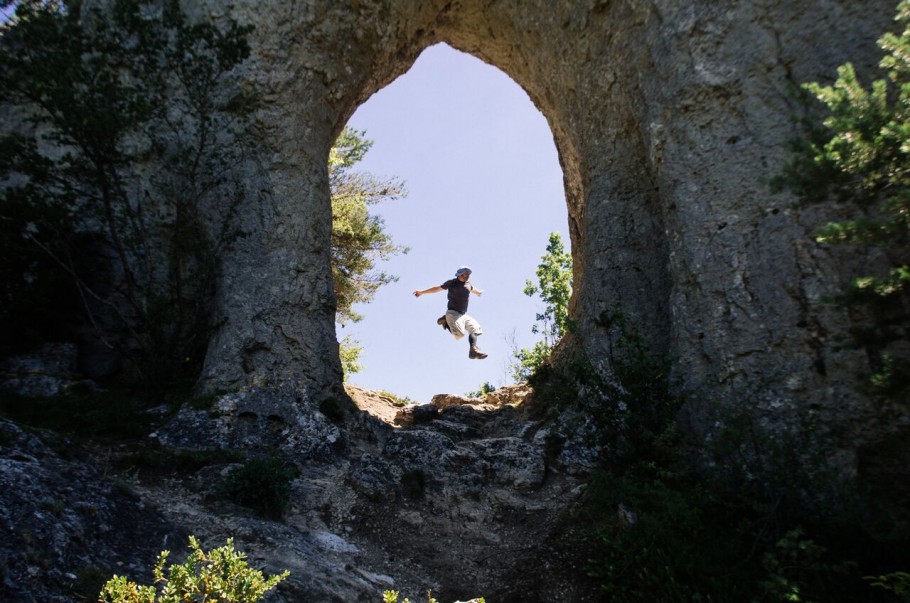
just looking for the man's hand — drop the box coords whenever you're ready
[413,290,421,297]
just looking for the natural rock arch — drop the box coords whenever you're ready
[195,0,896,442]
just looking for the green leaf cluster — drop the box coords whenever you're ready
[330,126,409,327]
[99,536,288,603]
[465,381,495,399]
[383,590,485,603]
[338,333,363,381]
[866,571,910,599]
[773,0,910,401]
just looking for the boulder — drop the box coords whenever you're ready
[393,403,439,427]
[0,343,96,398]
[151,383,343,461]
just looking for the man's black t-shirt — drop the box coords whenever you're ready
[441,278,472,313]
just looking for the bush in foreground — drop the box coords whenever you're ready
[99,536,288,603]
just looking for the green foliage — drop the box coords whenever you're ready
[0,0,256,389]
[760,529,855,603]
[215,456,297,519]
[339,334,363,380]
[511,232,573,381]
[382,590,456,603]
[772,0,910,402]
[377,390,414,406]
[525,232,573,338]
[866,571,910,600]
[511,340,552,383]
[330,126,408,326]
[99,536,288,603]
[465,381,495,398]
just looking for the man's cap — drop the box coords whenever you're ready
[455,266,472,276]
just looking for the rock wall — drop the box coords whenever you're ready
[194,0,900,440]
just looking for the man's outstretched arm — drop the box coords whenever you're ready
[413,286,444,297]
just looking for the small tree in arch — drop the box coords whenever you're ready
[511,231,573,381]
[329,126,409,376]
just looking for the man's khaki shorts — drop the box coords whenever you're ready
[445,310,483,340]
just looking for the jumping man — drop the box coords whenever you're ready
[413,266,488,359]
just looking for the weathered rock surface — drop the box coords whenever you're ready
[179,0,903,458]
[0,419,186,603]
[150,382,345,460]
[0,343,96,399]
[0,383,597,602]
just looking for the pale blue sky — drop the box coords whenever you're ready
[342,43,570,402]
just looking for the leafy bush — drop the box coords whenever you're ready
[382,591,485,603]
[578,414,880,602]
[584,468,747,601]
[216,456,297,519]
[99,536,288,603]
[465,381,495,399]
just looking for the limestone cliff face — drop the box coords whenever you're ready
[190,1,899,442]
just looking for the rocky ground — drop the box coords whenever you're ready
[0,357,601,603]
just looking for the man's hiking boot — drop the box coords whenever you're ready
[437,316,450,331]
[469,346,488,360]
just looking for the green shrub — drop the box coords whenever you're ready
[511,232,573,382]
[378,390,415,407]
[465,382,495,399]
[530,305,681,465]
[99,536,288,603]
[760,528,855,603]
[383,591,486,603]
[866,571,910,600]
[216,456,297,519]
